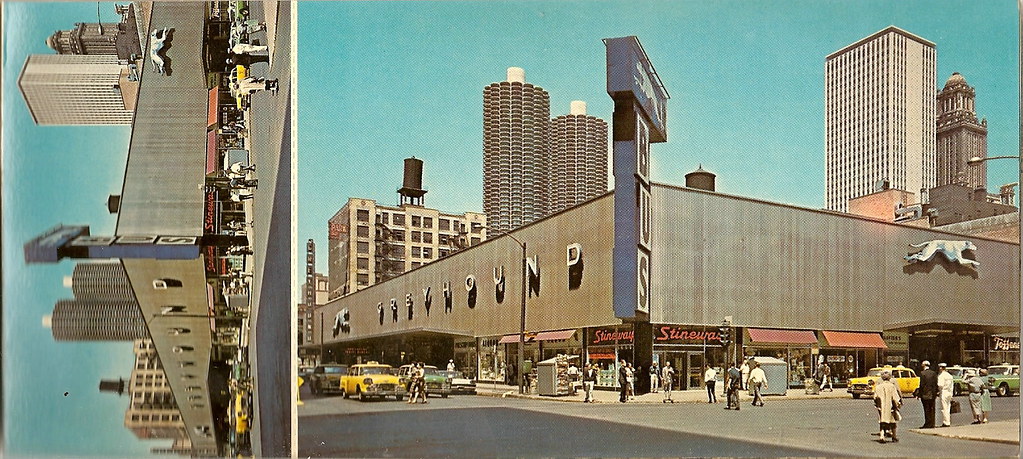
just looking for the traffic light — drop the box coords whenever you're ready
[719,322,732,349]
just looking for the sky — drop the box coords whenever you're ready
[2,2,171,456]
[297,0,1021,281]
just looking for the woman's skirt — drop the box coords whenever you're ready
[980,389,992,412]
[969,392,983,415]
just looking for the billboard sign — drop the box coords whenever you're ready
[24,224,90,263]
[23,224,201,263]
[605,36,669,142]
[606,36,668,320]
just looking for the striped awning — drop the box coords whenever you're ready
[747,328,818,344]
[822,331,888,349]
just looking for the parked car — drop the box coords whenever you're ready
[398,364,452,398]
[341,362,405,401]
[986,364,1020,397]
[441,370,477,395]
[308,364,347,395]
[945,366,978,396]
[847,365,920,399]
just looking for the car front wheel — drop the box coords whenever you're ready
[341,387,349,399]
[852,393,860,399]
[358,387,367,402]
[997,383,1010,397]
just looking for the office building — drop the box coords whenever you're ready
[936,72,988,191]
[550,101,609,213]
[483,67,551,233]
[825,26,936,212]
[46,4,142,60]
[327,197,486,299]
[17,54,138,125]
[124,339,191,445]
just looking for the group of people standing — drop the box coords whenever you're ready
[405,362,428,404]
[918,361,992,430]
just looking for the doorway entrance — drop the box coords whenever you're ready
[683,351,704,390]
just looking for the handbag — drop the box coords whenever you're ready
[951,399,961,414]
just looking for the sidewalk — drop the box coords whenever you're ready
[474,383,1019,445]
[909,420,1020,445]
[474,382,848,404]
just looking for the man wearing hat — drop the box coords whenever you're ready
[918,360,939,428]
[937,363,955,427]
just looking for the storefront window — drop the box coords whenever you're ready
[989,336,1020,366]
[652,324,726,390]
[478,337,505,382]
[586,326,634,388]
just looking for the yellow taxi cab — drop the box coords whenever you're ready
[340,361,406,401]
[232,65,247,109]
[847,365,920,399]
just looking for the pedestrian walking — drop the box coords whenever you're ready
[820,362,833,391]
[740,359,751,392]
[749,361,767,406]
[966,369,991,424]
[873,370,902,443]
[704,364,718,403]
[649,362,659,393]
[917,360,938,428]
[618,360,629,403]
[937,362,954,427]
[724,361,741,410]
[582,363,598,403]
[661,362,675,403]
[626,363,636,400]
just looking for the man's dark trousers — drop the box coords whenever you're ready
[919,368,939,428]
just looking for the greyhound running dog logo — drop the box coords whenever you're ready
[904,240,979,268]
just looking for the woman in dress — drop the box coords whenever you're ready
[873,370,902,443]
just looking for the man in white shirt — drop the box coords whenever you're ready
[936,362,955,427]
[740,360,751,392]
[749,362,767,406]
[704,365,718,403]
[447,359,456,372]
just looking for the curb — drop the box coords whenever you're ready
[908,427,1021,446]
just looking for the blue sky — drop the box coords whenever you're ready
[2,2,170,456]
[298,0,1020,279]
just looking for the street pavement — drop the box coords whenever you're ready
[298,384,1020,457]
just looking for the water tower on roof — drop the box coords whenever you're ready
[398,157,427,206]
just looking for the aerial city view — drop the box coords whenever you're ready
[2,1,1020,458]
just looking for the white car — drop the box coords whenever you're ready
[441,370,476,395]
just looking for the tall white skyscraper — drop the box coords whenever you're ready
[17,54,137,125]
[483,67,551,233]
[550,101,609,213]
[824,26,936,212]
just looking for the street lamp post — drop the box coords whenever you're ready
[503,233,527,395]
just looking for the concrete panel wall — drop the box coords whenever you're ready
[316,195,617,344]
[650,184,1020,330]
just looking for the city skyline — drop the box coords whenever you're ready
[297,1,1020,280]
[2,2,165,456]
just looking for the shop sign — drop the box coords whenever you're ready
[592,328,634,344]
[344,347,369,355]
[653,325,722,343]
[454,340,475,349]
[993,336,1020,351]
[480,338,500,348]
[883,332,909,351]
[588,353,616,360]
[826,355,846,363]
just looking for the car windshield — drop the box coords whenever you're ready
[423,367,440,376]
[867,369,883,377]
[987,367,1011,375]
[361,366,389,375]
[324,366,344,374]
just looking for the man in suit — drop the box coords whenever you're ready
[618,359,629,403]
[918,360,939,428]
[582,363,598,403]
